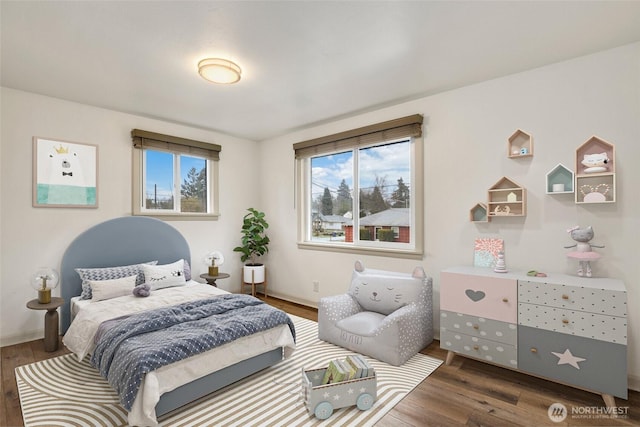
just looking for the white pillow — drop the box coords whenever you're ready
[89,275,138,302]
[141,259,187,290]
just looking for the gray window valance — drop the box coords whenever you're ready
[293,114,423,158]
[131,129,221,160]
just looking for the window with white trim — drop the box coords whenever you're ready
[131,129,220,219]
[294,115,423,255]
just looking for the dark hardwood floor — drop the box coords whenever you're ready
[2,296,638,426]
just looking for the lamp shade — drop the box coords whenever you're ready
[198,58,241,84]
[31,267,59,304]
[203,251,224,276]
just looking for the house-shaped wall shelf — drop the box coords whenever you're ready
[487,176,526,217]
[575,136,615,175]
[546,163,574,194]
[575,136,616,204]
[508,129,533,158]
[470,203,489,222]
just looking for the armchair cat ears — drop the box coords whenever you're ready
[354,260,426,279]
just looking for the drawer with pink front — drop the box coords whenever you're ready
[440,267,517,323]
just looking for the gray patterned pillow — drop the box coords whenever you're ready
[76,261,157,300]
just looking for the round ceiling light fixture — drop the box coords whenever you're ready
[198,58,242,84]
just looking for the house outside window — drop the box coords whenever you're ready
[294,115,424,257]
[132,129,220,219]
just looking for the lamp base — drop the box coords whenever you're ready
[208,266,219,276]
[38,289,51,304]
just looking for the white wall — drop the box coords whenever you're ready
[0,88,259,345]
[258,42,640,388]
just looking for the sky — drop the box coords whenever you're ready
[310,140,411,200]
[145,150,205,199]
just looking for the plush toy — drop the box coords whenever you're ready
[132,283,151,297]
[564,226,604,277]
[581,152,609,173]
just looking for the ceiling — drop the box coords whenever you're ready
[3,1,640,141]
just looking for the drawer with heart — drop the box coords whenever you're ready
[440,268,517,323]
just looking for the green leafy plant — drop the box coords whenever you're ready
[233,208,270,265]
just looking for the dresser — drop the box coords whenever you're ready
[440,266,627,408]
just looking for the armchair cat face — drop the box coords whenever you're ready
[348,260,426,315]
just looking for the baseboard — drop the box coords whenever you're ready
[264,291,318,310]
[1,330,42,348]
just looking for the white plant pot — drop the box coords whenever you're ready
[243,264,265,284]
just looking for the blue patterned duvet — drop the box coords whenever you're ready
[90,294,295,410]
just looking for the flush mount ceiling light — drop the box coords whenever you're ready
[198,58,242,84]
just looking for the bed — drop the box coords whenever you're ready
[60,216,296,426]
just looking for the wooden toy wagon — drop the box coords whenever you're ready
[301,367,377,420]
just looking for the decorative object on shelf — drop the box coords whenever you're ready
[31,267,59,304]
[581,152,609,173]
[473,238,504,268]
[33,137,98,208]
[552,183,565,192]
[564,226,604,278]
[494,251,508,273]
[506,192,517,202]
[493,205,511,215]
[203,250,225,276]
[233,208,270,284]
[580,183,609,203]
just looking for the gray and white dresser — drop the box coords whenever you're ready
[440,266,627,408]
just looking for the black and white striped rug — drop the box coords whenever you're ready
[16,315,442,426]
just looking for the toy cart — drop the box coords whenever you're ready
[301,367,377,420]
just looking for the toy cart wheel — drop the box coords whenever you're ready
[314,401,333,419]
[356,393,374,411]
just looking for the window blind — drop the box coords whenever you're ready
[293,114,423,158]
[131,129,221,160]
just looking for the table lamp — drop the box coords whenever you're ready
[31,267,59,304]
[203,251,224,276]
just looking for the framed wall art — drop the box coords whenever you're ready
[33,137,98,208]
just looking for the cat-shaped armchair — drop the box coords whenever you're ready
[318,261,433,366]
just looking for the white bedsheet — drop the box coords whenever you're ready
[63,282,296,426]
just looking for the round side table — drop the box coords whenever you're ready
[199,272,230,287]
[26,297,64,352]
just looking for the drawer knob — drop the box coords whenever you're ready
[530,347,538,353]
[562,294,569,300]
[473,345,479,350]
[473,324,479,330]
[562,319,569,324]
[502,298,509,303]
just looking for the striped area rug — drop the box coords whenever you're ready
[16,315,442,426]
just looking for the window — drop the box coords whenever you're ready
[132,129,220,219]
[294,115,423,256]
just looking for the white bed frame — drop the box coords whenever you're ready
[60,216,284,418]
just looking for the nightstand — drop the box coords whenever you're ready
[199,272,230,287]
[26,297,64,352]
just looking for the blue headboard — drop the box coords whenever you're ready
[60,216,190,333]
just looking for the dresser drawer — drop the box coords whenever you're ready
[441,329,518,369]
[518,303,627,344]
[518,325,627,399]
[441,271,517,323]
[441,310,517,346]
[518,280,627,317]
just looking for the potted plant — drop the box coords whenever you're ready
[233,208,270,284]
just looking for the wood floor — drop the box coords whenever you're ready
[2,297,638,426]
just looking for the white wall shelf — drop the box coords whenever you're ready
[546,163,574,194]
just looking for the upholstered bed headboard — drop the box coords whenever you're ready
[60,216,190,334]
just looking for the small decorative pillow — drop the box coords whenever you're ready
[183,259,192,281]
[76,261,158,300]
[89,275,138,302]
[141,259,186,290]
[132,283,151,297]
